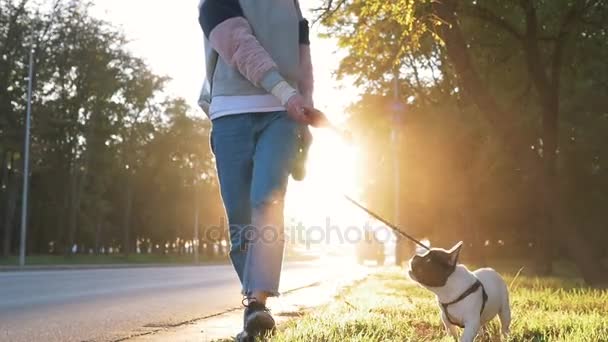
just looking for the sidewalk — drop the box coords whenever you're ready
[122,265,372,342]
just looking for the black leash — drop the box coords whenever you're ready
[343,195,431,251]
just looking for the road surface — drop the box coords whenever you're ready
[0,257,357,342]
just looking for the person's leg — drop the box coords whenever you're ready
[211,114,255,287]
[243,111,301,302]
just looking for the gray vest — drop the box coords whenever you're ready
[198,0,303,115]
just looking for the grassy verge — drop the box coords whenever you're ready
[0,251,318,267]
[273,268,608,342]
[0,254,226,266]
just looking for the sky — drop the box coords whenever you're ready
[90,0,357,123]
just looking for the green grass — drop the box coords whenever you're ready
[0,251,318,267]
[0,254,226,266]
[273,268,608,342]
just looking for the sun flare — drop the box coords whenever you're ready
[285,128,377,253]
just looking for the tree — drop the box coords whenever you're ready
[0,0,225,261]
[317,0,608,285]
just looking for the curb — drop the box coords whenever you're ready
[124,266,374,341]
[0,256,319,272]
[0,262,228,272]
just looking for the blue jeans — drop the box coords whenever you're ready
[211,111,301,297]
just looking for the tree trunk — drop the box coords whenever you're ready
[3,153,18,257]
[55,182,70,254]
[2,186,18,257]
[463,188,486,266]
[193,187,200,263]
[65,166,81,256]
[0,150,7,193]
[94,220,102,255]
[533,128,558,275]
[0,150,8,240]
[520,0,559,275]
[519,0,606,282]
[123,179,133,257]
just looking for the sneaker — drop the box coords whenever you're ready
[235,331,254,342]
[238,299,275,340]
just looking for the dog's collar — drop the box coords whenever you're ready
[439,279,488,328]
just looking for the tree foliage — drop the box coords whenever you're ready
[0,0,225,258]
[317,0,608,283]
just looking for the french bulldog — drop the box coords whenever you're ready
[408,242,511,342]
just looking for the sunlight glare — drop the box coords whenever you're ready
[285,127,372,256]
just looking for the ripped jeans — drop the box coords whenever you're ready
[211,111,302,297]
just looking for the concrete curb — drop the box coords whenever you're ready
[0,262,229,272]
[124,266,374,342]
[0,256,319,272]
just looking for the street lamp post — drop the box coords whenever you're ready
[393,69,401,229]
[19,46,35,267]
[391,68,407,265]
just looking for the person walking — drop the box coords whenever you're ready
[198,0,314,339]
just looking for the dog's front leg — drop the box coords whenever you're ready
[441,312,459,340]
[459,319,480,342]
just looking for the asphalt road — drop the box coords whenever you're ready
[0,257,354,342]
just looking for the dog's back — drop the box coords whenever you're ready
[474,268,511,331]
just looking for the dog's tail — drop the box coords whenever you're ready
[508,266,525,291]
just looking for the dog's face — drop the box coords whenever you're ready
[408,242,462,288]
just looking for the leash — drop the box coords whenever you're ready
[309,109,431,252]
[307,108,352,142]
[343,195,430,251]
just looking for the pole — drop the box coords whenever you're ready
[19,46,34,267]
[193,186,200,264]
[393,69,400,228]
[392,67,406,265]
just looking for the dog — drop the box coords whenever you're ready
[408,242,511,342]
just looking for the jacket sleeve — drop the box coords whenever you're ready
[298,25,314,106]
[198,0,287,94]
[294,0,314,106]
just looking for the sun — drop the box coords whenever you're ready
[284,127,371,252]
[286,128,360,211]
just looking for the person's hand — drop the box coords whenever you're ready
[304,107,330,128]
[286,94,313,125]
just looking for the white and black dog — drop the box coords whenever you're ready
[408,242,511,342]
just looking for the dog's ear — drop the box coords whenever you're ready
[447,241,463,266]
